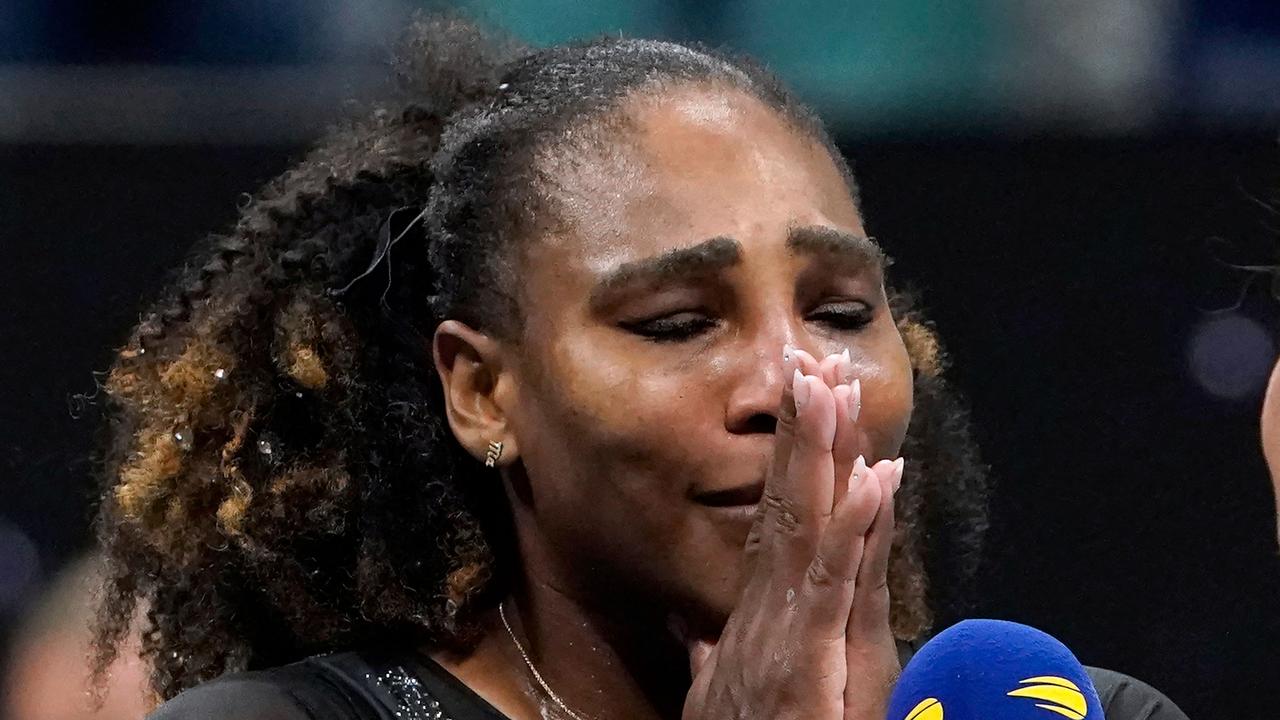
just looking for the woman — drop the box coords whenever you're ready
[89,16,1187,720]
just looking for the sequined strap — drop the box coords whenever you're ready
[365,665,457,720]
[306,651,459,720]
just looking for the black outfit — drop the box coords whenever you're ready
[147,642,1189,720]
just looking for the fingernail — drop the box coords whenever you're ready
[793,369,810,410]
[849,454,867,494]
[839,347,854,383]
[848,378,862,423]
[891,457,905,493]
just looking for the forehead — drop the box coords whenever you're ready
[528,83,863,280]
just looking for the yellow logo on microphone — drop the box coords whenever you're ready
[1007,676,1088,719]
[903,697,944,720]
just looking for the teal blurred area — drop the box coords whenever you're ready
[451,0,1002,132]
[451,0,678,46]
[1,0,1276,141]
[449,0,1194,134]
[718,1,1003,133]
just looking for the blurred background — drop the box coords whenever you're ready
[3,1,1280,718]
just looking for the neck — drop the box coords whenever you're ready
[431,568,691,720]
[513,575,691,719]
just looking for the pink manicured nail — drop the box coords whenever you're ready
[849,455,867,494]
[792,348,817,377]
[793,369,810,410]
[891,457,905,493]
[849,378,862,422]
[839,348,854,384]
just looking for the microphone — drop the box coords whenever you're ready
[886,619,1104,720]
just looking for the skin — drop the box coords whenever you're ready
[1261,359,1280,542]
[429,84,914,720]
[6,557,152,720]
[7,618,151,720]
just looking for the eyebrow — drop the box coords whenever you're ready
[589,236,741,308]
[588,226,885,309]
[786,225,887,273]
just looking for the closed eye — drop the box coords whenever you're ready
[620,311,718,343]
[807,301,874,331]
[622,301,873,343]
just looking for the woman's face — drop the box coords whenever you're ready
[499,85,914,628]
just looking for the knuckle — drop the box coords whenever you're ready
[762,491,803,534]
[804,553,849,590]
[854,584,892,624]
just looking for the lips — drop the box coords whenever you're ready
[693,480,765,507]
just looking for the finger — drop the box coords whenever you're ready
[849,458,904,637]
[822,350,858,499]
[792,347,821,373]
[830,379,861,500]
[745,347,822,566]
[687,637,717,678]
[818,347,855,388]
[818,351,841,387]
[796,455,881,641]
[761,371,838,589]
[870,458,897,489]
[765,348,822,495]
[843,461,905,720]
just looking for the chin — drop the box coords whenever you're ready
[677,561,745,638]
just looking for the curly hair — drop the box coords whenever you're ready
[88,14,990,705]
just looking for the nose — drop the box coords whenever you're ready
[724,309,847,434]
[723,332,795,437]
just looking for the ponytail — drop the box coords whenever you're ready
[91,14,526,702]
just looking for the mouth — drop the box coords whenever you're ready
[693,480,765,508]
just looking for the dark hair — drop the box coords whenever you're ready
[89,14,989,704]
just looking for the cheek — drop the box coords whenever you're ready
[854,336,914,455]
[514,337,709,498]
[509,344,720,594]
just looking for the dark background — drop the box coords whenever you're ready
[5,2,1280,719]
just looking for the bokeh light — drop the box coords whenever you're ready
[0,518,41,615]
[1188,312,1275,401]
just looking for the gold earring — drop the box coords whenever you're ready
[485,440,504,467]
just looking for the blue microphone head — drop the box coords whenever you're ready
[886,619,1104,720]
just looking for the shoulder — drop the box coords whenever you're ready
[1085,666,1190,720]
[146,654,385,720]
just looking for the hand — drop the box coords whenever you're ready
[677,348,904,720]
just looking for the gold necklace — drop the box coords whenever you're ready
[499,600,595,720]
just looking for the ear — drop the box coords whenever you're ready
[432,319,519,467]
